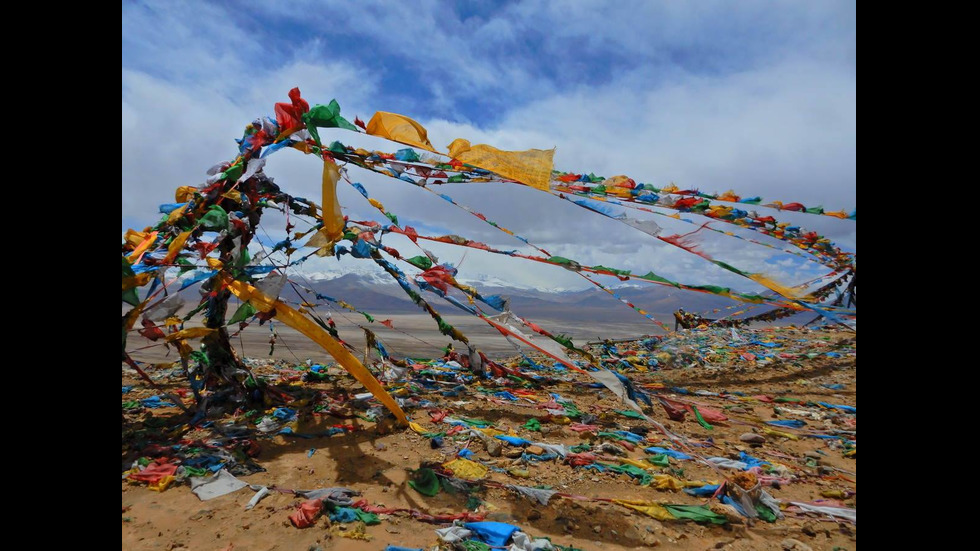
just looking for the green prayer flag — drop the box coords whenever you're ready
[354,509,380,525]
[327,141,348,156]
[755,503,777,522]
[228,301,257,324]
[221,162,244,182]
[639,271,680,287]
[123,287,140,306]
[302,100,358,147]
[406,255,433,270]
[608,463,653,486]
[663,504,728,524]
[647,454,670,467]
[408,468,441,496]
[691,406,713,430]
[199,205,229,231]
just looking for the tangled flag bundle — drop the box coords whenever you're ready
[121,87,855,424]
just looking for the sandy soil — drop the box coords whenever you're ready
[122,326,855,551]
[127,313,663,365]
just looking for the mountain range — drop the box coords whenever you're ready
[279,271,782,324]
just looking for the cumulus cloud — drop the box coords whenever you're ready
[122,0,855,295]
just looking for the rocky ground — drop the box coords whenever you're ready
[122,325,856,551]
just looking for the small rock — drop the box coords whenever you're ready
[740,433,766,444]
[504,448,524,458]
[487,439,503,457]
[593,525,602,534]
[374,442,386,451]
[801,522,817,537]
[804,451,822,459]
[189,510,213,521]
[782,538,814,551]
[526,445,545,455]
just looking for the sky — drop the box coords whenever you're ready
[122,0,856,295]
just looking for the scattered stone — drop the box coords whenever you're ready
[740,433,766,444]
[189,510,213,521]
[487,438,503,457]
[526,445,545,455]
[593,525,602,534]
[782,538,814,551]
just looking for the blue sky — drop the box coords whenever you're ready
[122,0,855,294]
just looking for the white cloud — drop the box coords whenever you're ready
[122,1,855,298]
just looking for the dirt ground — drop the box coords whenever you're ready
[122,325,855,551]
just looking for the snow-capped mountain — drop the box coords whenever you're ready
[284,271,751,323]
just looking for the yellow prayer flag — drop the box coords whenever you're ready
[162,231,192,264]
[122,273,153,291]
[126,231,158,261]
[164,327,216,342]
[223,277,409,426]
[321,159,345,242]
[366,111,437,152]
[124,229,150,249]
[747,273,809,301]
[442,458,489,480]
[447,138,554,191]
[167,204,188,225]
[612,499,675,521]
[175,186,198,203]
